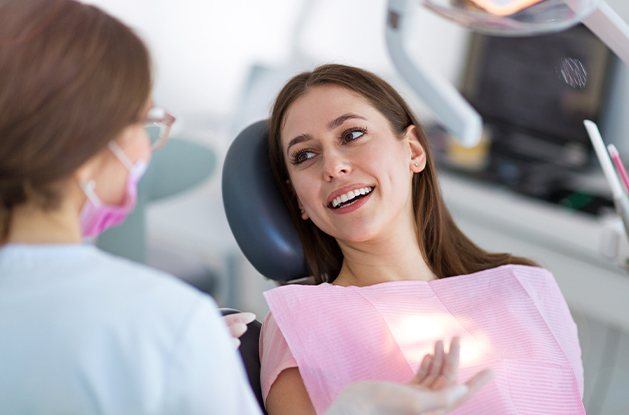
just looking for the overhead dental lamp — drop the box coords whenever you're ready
[385,0,629,146]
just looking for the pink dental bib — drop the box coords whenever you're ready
[261,265,584,414]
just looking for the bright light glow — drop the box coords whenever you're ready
[390,313,493,369]
[422,0,602,36]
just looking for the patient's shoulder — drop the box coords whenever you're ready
[260,312,298,403]
[260,312,294,357]
[466,264,554,287]
[466,263,550,279]
[260,311,281,338]
[499,264,556,287]
[500,263,551,276]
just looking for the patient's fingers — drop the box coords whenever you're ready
[432,336,460,389]
[420,340,444,387]
[412,354,433,384]
[445,336,460,379]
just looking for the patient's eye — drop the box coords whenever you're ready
[291,149,316,165]
[341,127,367,144]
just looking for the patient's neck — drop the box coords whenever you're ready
[334,218,436,287]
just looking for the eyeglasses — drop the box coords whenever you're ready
[144,106,176,150]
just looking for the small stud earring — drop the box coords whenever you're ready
[413,162,419,167]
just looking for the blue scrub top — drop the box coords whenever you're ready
[0,244,261,415]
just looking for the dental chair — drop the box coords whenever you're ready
[221,120,309,414]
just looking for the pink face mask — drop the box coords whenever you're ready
[79,142,148,238]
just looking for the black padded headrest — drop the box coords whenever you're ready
[222,120,308,282]
[219,308,266,415]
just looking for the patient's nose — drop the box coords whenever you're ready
[322,149,352,182]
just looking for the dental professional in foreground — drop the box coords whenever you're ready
[0,0,491,414]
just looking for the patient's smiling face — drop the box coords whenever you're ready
[281,85,426,244]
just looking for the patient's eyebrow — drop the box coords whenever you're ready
[286,133,313,155]
[327,113,366,130]
[285,114,367,155]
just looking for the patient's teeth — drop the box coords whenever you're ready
[330,186,377,209]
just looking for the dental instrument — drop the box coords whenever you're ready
[607,144,629,193]
[584,120,629,239]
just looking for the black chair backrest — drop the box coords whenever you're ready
[220,308,266,414]
[221,122,315,413]
[222,120,308,282]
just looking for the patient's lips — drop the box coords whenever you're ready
[326,183,375,214]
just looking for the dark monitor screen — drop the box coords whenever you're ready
[460,24,613,145]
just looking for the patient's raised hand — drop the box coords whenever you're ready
[409,337,494,413]
[327,337,494,415]
[414,337,460,389]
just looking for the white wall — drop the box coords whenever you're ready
[84,0,304,119]
[295,0,469,122]
[83,0,470,128]
[85,0,627,153]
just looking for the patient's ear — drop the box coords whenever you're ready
[405,125,426,173]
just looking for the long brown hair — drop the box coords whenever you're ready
[268,64,537,283]
[0,0,151,242]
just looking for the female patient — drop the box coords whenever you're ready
[259,64,585,414]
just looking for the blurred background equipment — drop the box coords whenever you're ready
[386,0,628,147]
[440,24,613,205]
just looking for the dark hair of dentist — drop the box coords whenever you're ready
[0,1,259,413]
